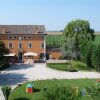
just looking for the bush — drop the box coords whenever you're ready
[43,85,81,100]
[85,82,100,99]
[1,86,12,100]
[0,63,10,70]
[80,41,94,68]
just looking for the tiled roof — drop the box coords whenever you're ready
[0,25,45,34]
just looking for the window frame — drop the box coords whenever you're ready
[40,43,44,49]
[28,42,32,48]
[18,42,22,49]
[8,42,13,49]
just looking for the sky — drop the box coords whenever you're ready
[0,0,100,31]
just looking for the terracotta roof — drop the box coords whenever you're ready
[0,25,45,34]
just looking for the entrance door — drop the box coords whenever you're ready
[46,54,49,60]
[18,52,22,61]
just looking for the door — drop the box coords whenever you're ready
[18,52,22,61]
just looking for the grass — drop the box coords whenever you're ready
[47,63,68,71]
[46,35,65,46]
[8,79,100,100]
[94,35,100,44]
[47,60,95,71]
[46,35,100,46]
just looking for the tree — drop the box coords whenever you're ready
[92,44,100,71]
[1,86,11,100]
[0,41,9,65]
[63,19,95,52]
[61,37,75,59]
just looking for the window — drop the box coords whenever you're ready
[8,43,13,48]
[19,37,22,40]
[14,36,17,39]
[29,36,32,39]
[28,43,32,48]
[41,43,44,48]
[38,32,43,34]
[18,43,22,49]
[8,36,12,39]
[41,36,44,39]
[40,53,45,59]
[23,36,27,39]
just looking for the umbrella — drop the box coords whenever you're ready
[23,52,38,56]
[4,53,15,56]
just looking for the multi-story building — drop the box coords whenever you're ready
[0,25,46,62]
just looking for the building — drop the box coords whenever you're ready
[0,25,46,62]
[46,32,63,60]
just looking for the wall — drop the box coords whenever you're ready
[0,34,45,60]
[50,51,62,59]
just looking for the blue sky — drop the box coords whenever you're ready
[0,0,100,31]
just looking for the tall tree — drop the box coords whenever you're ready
[63,19,95,48]
[63,19,95,59]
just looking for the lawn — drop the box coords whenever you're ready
[46,34,100,46]
[94,35,100,44]
[46,35,65,46]
[47,60,95,71]
[8,79,100,100]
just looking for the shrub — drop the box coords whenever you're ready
[1,86,12,100]
[92,44,100,71]
[0,63,10,70]
[85,83,100,99]
[43,85,81,100]
[80,41,94,68]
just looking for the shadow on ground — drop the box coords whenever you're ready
[5,63,34,71]
[14,97,29,100]
[34,88,41,92]
[0,72,28,86]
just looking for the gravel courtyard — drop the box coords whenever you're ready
[0,63,100,100]
[0,63,100,86]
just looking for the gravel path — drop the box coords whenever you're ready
[0,63,100,100]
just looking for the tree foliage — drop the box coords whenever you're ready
[61,37,76,59]
[0,41,9,65]
[63,19,95,49]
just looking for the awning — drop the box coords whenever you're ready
[23,52,38,56]
[4,53,15,57]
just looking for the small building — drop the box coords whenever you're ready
[46,48,62,60]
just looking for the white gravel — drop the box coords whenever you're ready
[0,63,100,100]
